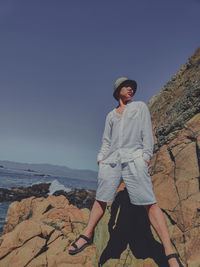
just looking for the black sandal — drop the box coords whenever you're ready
[166,253,184,267]
[68,233,94,255]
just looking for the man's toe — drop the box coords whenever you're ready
[69,245,75,251]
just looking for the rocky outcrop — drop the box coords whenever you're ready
[0,195,97,266]
[53,189,96,210]
[149,47,200,146]
[148,47,200,267]
[1,192,169,267]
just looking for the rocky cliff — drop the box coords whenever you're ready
[0,47,200,266]
[148,47,200,267]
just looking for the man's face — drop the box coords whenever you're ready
[118,86,134,101]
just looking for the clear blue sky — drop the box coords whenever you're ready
[0,0,199,171]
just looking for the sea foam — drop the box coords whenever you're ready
[48,179,71,195]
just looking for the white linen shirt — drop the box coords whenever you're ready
[97,101,154,164]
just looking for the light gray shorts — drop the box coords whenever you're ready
[95,155,157,205]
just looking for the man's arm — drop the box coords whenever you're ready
[97,113,112,165]
[141,103,154,164]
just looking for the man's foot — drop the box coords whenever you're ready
[68,232,93,255]
[167,253,184,267]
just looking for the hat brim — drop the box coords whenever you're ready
[113,79,137,101]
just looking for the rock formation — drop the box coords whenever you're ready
[0,47,200,266]
[0,193,170,267]
[148,47,200,267]
[53,188,96,210]
[0,195,97,266]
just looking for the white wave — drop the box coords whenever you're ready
[48,179,71,195]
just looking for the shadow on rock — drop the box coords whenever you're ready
[98,188,168,267]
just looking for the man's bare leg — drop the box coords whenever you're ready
[144,203,182,267]
[68,200,107,252]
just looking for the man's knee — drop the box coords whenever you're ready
[95,199,107,210]
[144,202,158,212]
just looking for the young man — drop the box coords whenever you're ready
[68,78,184,267]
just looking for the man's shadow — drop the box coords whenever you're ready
[98,188,169,267]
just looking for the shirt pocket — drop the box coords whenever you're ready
[127,110,139,119]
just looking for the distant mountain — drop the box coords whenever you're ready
[0,160,97,181]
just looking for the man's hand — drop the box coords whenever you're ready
[98,160,102,166]
[144,160,149,166]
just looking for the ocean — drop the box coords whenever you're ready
[0,167,97,236]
